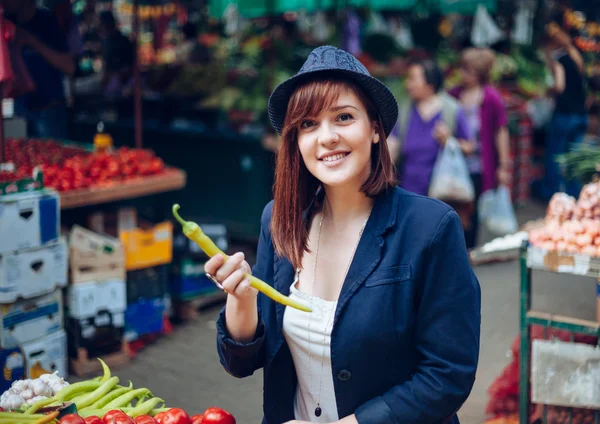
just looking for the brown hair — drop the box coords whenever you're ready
[461,48,496,84]
[271,77,396,269]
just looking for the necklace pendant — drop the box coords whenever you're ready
[315,406,322,417]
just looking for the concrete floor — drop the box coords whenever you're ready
[81,201,599,424]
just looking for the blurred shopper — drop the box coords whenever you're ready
[97,11,134,97]
[3,0,74,138]
[448,48,510,249]
[388,59,473,197]
[174,22,212,65]
[538,25,587,200]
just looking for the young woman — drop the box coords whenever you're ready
[448,48,510,249]
[206,46,481,424]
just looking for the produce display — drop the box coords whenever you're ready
[172,205,312,312]
[528,183,600,256]
[2,138,167,192]
[0,360,235,424]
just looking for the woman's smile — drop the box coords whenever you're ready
[319,151,351,166]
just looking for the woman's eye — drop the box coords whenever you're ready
[300,120,315,129]
[337,113,354,122]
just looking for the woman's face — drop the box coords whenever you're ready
[405,65,433,101]
[460,64,479,87]
[297,88,378,190]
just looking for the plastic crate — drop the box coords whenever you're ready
[124,297,166,341]
[126,265,169,304]
[170,258,220,301]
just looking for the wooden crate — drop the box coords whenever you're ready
[69,340,130,377]
[70,249,125,283]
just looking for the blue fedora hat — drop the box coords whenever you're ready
[267,45,399,137]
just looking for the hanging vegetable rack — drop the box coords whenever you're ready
[519,242,600,424]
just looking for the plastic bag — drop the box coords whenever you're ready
[527,97,554,129]
[428,137,475,202]
[479,186,518,235]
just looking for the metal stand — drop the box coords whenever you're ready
[519,243,600,424]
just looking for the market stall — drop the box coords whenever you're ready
[0,360,236,424]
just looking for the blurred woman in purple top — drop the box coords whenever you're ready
[388,59,473,202]
[448,48,511,248]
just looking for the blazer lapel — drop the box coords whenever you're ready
[273,254,295,331]
[334,188,400,325]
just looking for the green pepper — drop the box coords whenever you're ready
[172,204,311,312]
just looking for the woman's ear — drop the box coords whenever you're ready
[373,124,380,144]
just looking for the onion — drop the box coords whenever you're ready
[577,233,593,247]
[582,245,597,256]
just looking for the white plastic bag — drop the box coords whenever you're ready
[479,186,519,235]
[527,97,555,129]
[428,138,475,203]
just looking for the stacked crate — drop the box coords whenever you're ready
[66,225,128,377]
[0,188,67,392]
[116,212,172,343]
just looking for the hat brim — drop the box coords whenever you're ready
[267,68,398,138]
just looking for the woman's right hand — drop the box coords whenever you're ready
[204,252,258,301]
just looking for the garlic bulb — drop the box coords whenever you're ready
[0,394,25,411]
[31,380,52,398]
[20,389,33,401]
[10,380,30,392]
[27,395,48,405]
[48,381,69,395]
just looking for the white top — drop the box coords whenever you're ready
[282,274,339,423]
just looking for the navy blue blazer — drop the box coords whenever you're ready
[216,187,481,424]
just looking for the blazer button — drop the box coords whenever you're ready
[337,370,351,381]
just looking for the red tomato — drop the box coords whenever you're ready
[85,417,104,424]
[154,408,192,424]
[103,410,133,424]
[134,416,157,424]
[59,414,86,424]
[190,415,203,424]
[201,408,235,424]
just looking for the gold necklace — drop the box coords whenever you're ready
[299,202,371,418]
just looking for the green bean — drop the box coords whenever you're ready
[104,389,151,409]
[74,377,119,410]
[126,397,165,417]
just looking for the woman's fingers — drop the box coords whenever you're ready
[221,268,247,294]
[204,254,225,276]
[215,252,245,282]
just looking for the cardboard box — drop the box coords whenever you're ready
[120,222,173,270]
[69,226,125,283]
[22,330,67,379]
[67,279,126,320]
[0,238,68,303]
[0,290,63,348]
[0,190,59,254]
